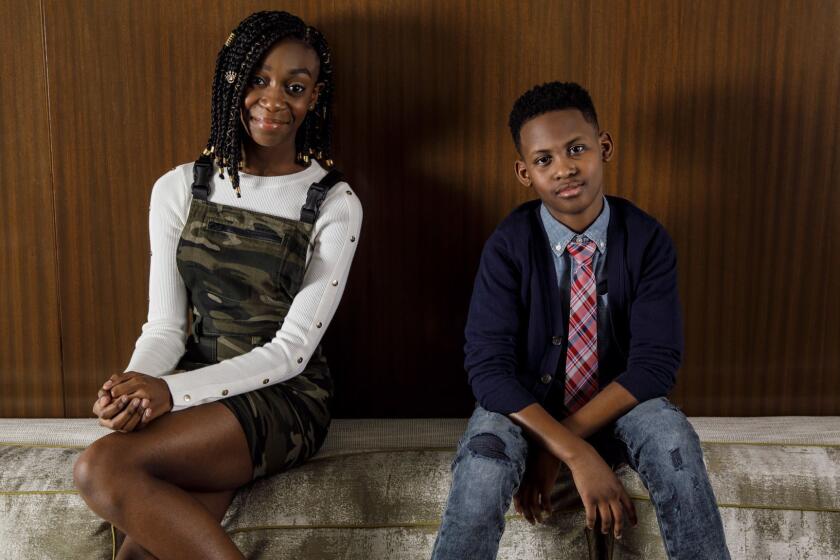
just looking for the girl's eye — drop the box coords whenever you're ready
[569,145,586,155]
[250,76,267,86]
[286,83,306,95]
[535,155,552,166]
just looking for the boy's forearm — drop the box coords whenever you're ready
[510,404,588,463]
[509,382,639,461]
[561,382,639,439]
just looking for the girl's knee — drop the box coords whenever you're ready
[74,436,138,511]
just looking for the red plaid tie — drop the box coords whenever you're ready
[564,239,599,413]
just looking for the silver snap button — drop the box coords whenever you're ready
[262,378,269,384]
[331,280,338,286]
[221,389,229,396]
[551,336,562,346]
[350,236,356,242]
[183,394,191,402]
[540,374,552,384]
[297,357,303,364]
[316,322,323,328]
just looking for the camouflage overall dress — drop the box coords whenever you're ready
[174,156,341,479]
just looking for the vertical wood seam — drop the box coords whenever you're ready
[39,0,66,417]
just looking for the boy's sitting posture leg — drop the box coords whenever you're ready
[431,82,729,560]
[430,407,528,559]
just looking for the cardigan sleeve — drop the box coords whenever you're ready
[613,224,683,401]
[464,230,539,415]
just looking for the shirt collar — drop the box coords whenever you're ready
[540,197,610,256]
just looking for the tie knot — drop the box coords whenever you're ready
[567,238,597,264]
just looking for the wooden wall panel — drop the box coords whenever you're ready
[9,0,836,418]
[0,0,64,416]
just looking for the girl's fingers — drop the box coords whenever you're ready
[98,395,129,420]
[109,399,140,430]
[121,408,143,433]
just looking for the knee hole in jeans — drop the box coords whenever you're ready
[466,433,509,461]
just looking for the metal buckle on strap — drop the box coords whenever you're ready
[300,170,343,224]
[191,155,213,200]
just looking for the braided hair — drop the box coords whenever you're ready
[204,11,335,197]
[508,82,598,155]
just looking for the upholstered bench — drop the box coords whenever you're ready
[1,417,838,559]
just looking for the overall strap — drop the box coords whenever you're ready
[300,169,343,224]
[191,155,214,200]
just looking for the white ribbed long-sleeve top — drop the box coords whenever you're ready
[126,160,362,411]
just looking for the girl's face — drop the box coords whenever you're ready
[241,39,321,151]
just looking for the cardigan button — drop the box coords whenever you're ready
[540,374,552,384]
[551,336,563,346]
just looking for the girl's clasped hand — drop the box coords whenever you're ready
[92,372,173,432]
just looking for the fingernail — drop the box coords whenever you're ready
[145,408,151,417]
[617,534,622,540]
[103,381,112,389]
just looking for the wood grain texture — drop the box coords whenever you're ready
[0,0,64,416]
[10,0,837,417]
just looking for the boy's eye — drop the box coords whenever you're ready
[535,155,552,166]
[569,145,586,155]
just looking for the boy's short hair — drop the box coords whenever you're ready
[508,82,599,154]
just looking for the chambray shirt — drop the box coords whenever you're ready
[539,198,612,413]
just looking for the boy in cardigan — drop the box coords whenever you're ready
[431,82,729,559]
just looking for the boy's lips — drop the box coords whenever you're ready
[555,181,584,198]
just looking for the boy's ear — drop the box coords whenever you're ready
[599,131,615,162]
[514,160,531,187]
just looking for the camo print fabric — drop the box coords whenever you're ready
[177,199,313,341]
[175,197,332,480]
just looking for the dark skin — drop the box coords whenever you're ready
[510,109,639,539]
[74,38,322,560]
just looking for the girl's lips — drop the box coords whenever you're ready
[251,116,291,130]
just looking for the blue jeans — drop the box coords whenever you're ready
[430,398,730,560]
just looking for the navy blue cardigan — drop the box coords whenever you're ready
[464,196,683,415]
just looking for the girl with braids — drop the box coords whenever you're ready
[73,11,362,559]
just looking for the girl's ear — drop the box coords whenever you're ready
[514,159,531,187]
[599,131,615,162]
[309,83,323,110]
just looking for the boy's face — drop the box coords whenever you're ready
[514,109,614,231]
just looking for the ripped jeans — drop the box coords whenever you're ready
[430,398,730,560]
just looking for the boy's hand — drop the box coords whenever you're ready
[567,443,637,539]
[104,372,173,426]
[515,446,561,524]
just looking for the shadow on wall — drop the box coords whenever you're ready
[317,12,482,417]
[631,80,834,414]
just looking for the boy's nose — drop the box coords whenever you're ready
[556,164,578,179]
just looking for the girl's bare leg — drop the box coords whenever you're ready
[115,489,237,560]
[74,403,252,560]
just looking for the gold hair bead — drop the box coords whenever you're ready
[317,151,324,159]
[225,32,235,47]
[325,159,334,167]
[308,148,315,155]
[302,154,310,164]
[202,148,212,156]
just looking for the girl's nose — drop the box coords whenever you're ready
[259,86,286,110]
